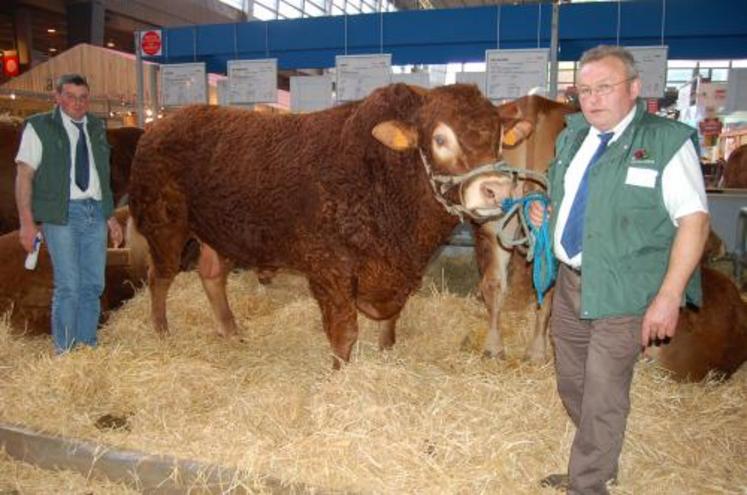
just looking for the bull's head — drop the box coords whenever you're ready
[371,84,535,221]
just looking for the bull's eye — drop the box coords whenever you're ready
[430,123,461,168]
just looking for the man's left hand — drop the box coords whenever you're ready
[107,217,124,248]
[641,292,680,347]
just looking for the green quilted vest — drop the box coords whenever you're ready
[25,107,113,225]
[548,99,702,319]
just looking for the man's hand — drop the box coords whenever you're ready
[18,222,39,253]
[641,291,680,347]
[528,201,551,229]
[107,217,124,248]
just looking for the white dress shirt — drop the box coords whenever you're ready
[554,106,709,268]
[15,111,102,201]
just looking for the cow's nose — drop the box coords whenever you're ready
[480,180,506,207]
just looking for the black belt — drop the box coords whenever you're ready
[564,263,582,275]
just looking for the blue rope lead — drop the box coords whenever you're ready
[500,193,556,305]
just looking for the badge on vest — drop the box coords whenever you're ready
[625,166,658,188]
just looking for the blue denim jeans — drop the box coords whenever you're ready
[42,199,107,353]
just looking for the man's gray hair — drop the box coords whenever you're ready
[579,45,639,80]
[55,74,89,93]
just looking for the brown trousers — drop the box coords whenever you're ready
[550,264,642,495]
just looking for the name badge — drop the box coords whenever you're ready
[625,167,658,188]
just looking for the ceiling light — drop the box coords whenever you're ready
[49,47,57,52]
[106,41,115,47]
[47,28,56,33]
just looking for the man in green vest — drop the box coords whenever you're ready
[530,46,710,493]
[15,73,123,353]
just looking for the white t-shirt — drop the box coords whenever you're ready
[554,106,709,268]
[15,111,102,201]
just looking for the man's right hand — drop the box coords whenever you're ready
[19,222,40,253]
[528,201,551,229]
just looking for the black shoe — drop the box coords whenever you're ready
[539,473,569,490]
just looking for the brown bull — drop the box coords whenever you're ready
[0,122,143,235]
[0,207,149,335]
[129,83,528,368]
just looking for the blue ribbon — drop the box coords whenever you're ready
[500,193,556,305]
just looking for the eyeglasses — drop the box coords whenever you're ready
[61,92,90,103]
[577,77,635,98]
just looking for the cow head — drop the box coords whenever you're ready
[371,84,534,220]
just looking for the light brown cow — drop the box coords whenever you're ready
[643,267,747,381]
[129,83,530,368]
[721,144,747,188]
[0,207,148,335]
[471,95,574,362]
[0,121,143,235]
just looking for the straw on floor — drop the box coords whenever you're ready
[0,270,744,494]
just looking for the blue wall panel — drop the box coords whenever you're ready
[144,0,747,73]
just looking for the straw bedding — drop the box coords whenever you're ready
[0,270,745,494]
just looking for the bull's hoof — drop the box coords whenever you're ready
[523,349,549,365]
[216,324,239,338]
[482,349,506,360]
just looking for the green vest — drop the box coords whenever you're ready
[548,99,702,319]
[25,107,113,225]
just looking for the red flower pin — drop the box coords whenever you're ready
[633,148,648,160]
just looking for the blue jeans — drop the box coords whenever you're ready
[42,199,107,353]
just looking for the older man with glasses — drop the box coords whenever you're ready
[15,73,123,354]
[530,46,709,493]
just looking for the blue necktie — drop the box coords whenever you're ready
[72,121,90,191]
[560,131,614,258]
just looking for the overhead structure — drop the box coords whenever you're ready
[139,0,747,72]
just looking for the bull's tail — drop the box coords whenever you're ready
[126,216,150,283]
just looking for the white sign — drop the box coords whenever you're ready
[160,63,207,107]
[455,71,486,96]
[335,54,392,102]
[725,68,747,112]
[290,75,333,112]
[391,72,431,88]
[627,46,668,98]
[227,59,278,104]
[485,48,549,101]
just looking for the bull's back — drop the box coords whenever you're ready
[129,105,352,266]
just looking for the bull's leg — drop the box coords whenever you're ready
[148,268,173,335]
[309,277,358,370]
[473,221,514,359]
[135,190,190,336]
[378,315,400,351]
[197,242,238,337]
[524,288,554,363]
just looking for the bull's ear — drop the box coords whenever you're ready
[502,119,534,146]
[372,121,418,151]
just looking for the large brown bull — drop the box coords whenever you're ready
[129,83,529,368]
[0,122,143,235]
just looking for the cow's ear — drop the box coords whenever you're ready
[372,121,418,151]
[497,101,522,120]
[502,119,534,146]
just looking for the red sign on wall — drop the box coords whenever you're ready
[3,50,19,77]
[140,30,162,57]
